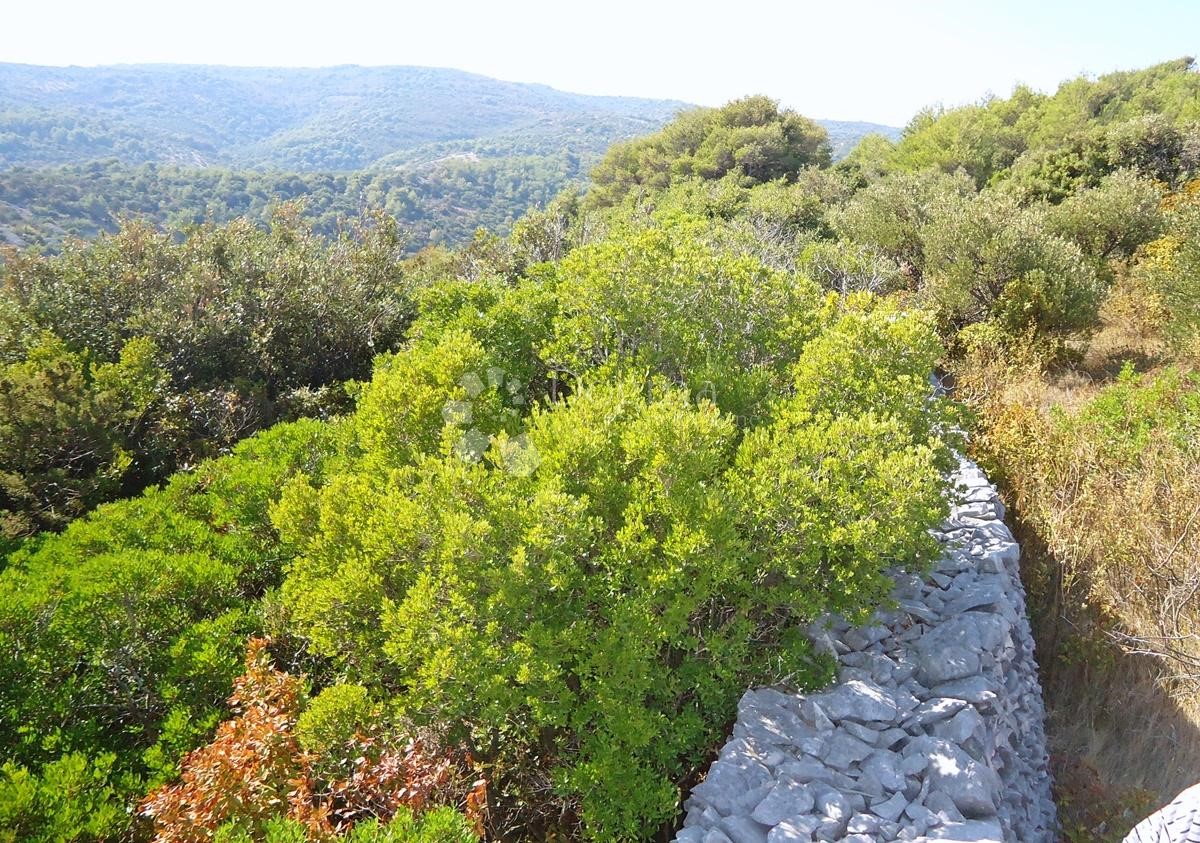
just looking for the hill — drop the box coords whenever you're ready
[5,55,1200,843]
[819,118,902,158]
[0,64,896,250]
[0,63,685,170]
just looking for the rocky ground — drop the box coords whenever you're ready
[673,456,1057,843]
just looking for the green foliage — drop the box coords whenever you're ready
[209,808,479,843]
[644,168,855,273]
[347,328,528,477]
[888,59,1200,194]
[544,216,823,419]
[0,333,169,536]
[408,274,559,403]
[0,156,597,253]
[1044,169,1164,264]
[891,97,1035,187]
[588,96,831,207]
[2,211,415,387]
[831,169,975,281]
[0,419,335,839]
[920,190,1101,346]
[792,296,952,448]
[0,212,412,533]
[1020,58,1200,151]
[275,263,953,839]
[732,298,954,618]
[796,240,905,294]
[1066,364,1200,466]
[1002,115,1200,202]
[283,380,737,838]
[836,132,898,185]
[0,752,130,843]
[296,683,375,756]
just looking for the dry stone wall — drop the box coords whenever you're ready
[673,456,1056,843]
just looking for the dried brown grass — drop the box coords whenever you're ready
[955,283,1200,837]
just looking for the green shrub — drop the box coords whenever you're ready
[791,295,955,450]
[0,752,130,843]
[889,101,1031,187]
[0,418,336,839]
[1045,169,1164,267]
[831,169,975,281]
[544,215,823,420]
[0,333,170,538]
[921,190,1101,348]
[409,273,559,405]
[296,682,376,756]
[277,288,953,839]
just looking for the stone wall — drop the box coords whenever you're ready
[673,456,1056,843]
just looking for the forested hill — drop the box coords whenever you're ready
[0,63,686,170]
[820,119,902,158]
[0,63,898,251]
[4,56,1200,843]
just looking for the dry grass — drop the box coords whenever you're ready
[955,282,1200,838]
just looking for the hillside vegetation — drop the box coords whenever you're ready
[0,64,682,251]
[0,64,897,252]
[0,95,960,842]
[0,156,586,251]
[2,57,1200,842]
[0,64,683,171]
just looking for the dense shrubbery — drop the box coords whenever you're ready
[588,96,831,207]
[273,261,952,838]
[0,211,415,538]
[0,200,955,840]
[0,334,168,537]
[7,52,1200,843]
[0,419,335,839]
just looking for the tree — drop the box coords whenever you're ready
[588,97,831,207]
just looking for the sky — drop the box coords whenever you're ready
[5,0,1199,126]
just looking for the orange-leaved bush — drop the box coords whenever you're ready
[140,638,481,842]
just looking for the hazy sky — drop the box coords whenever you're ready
[6,0,1198,125]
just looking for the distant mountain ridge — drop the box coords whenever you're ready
[0,63,900,170]
[0,63,687,170]
[0,63,899,250]
[818,119,904,159]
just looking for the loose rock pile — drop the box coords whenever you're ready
[673,457,1056,843]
